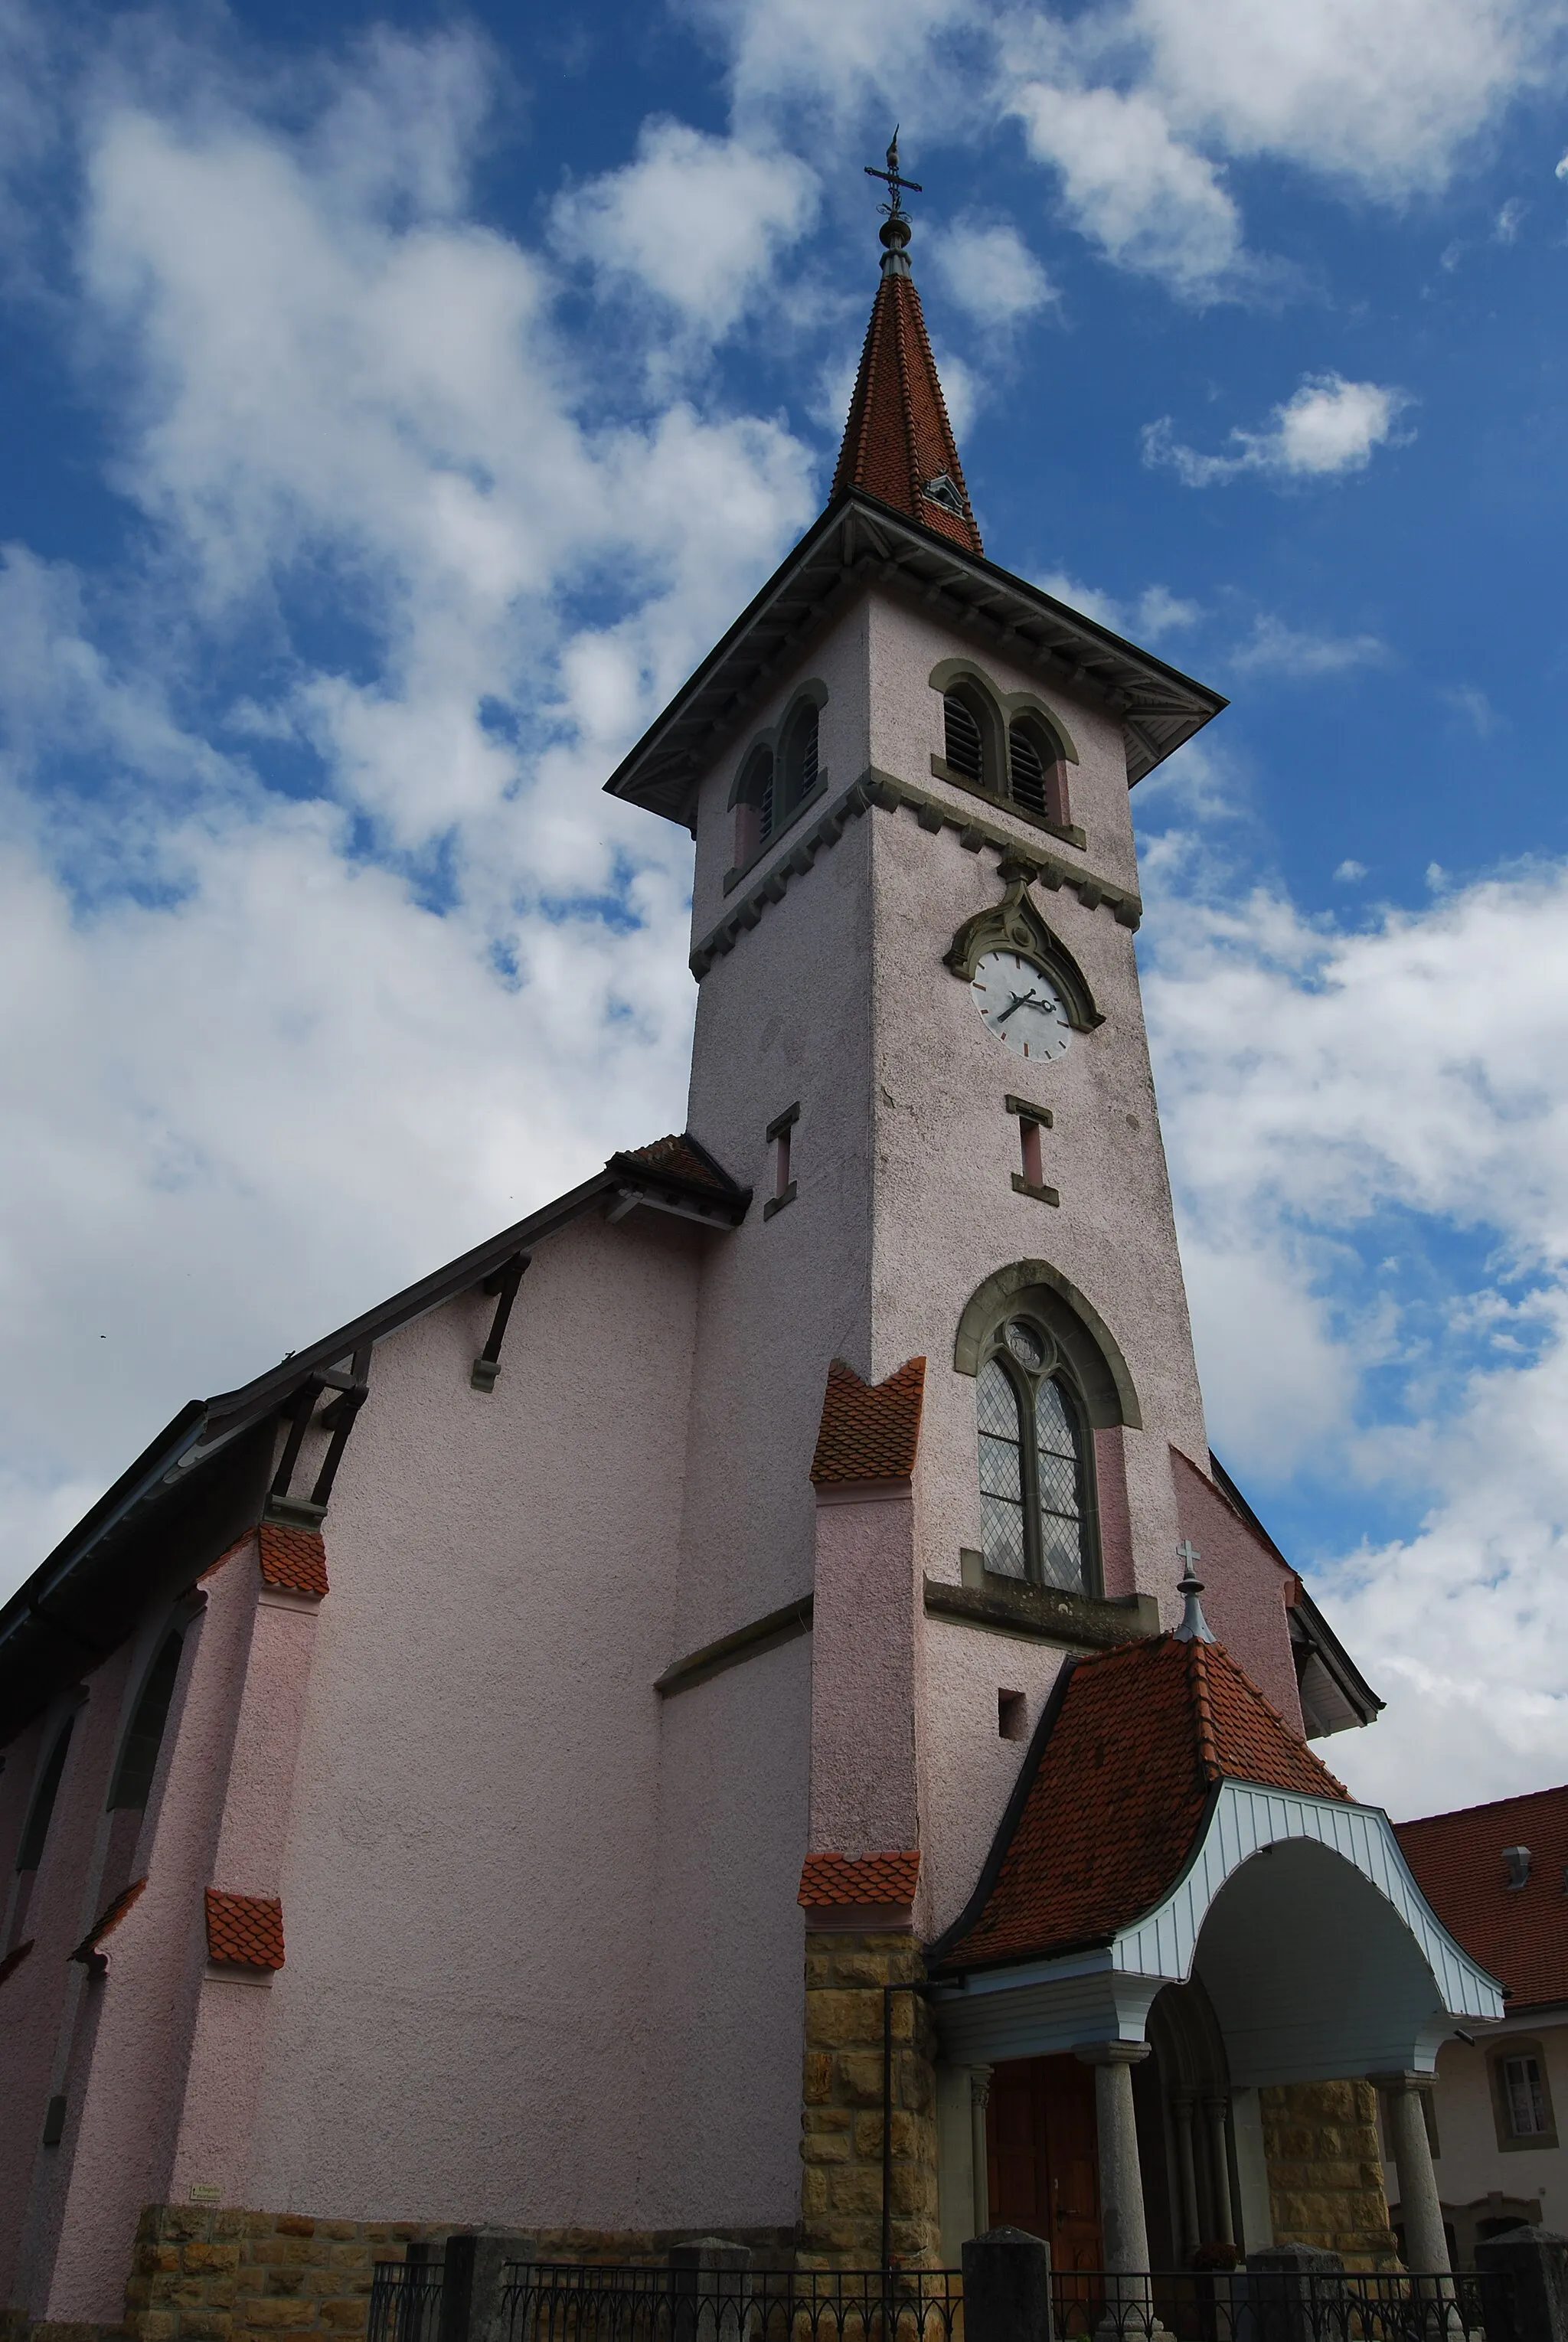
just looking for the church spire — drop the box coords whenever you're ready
[832,135,983,557]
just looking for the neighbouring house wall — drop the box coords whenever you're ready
[1386,2022,1568,2252]
[1262,2081,1396,2268]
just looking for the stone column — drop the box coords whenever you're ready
[1372,2074,1449,2275]
[971,2067,994,2241]
[1171,2090,1201,2259]
[1076,2043,1154,2273]
[1204,2095,1235,2249]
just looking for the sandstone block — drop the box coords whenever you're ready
[826,2167,882,2216]
[182,2313,236,2341]
[837,2054,885,2105]
[126,2315,176,2342]
[215,2214,248,2242]
[806,1992,880,2050]
[186,2243,242,2274]
[318,2304,368,2331]
[802,2054,834,2106]
[239,2302,310,2331]
[801,2131,852,2165]
[800,2168,829,2217]
[317,2226,357,2243]
[275,2220,316,2240]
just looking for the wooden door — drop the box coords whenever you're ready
[988,2054,1104,2269]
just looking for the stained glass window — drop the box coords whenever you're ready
[975,1329,1093,1594]
[1034,1377,1086,1592]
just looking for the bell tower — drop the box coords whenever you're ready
[603,153,1308,2256]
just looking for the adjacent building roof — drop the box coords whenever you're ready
[832,259,982,554]
[0,1134,749,1745]
[932,1632,1348,1975]
[1394,1785,1568,2014]
[809,1357,926,1484]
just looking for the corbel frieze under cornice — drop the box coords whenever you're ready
[688,766,1142,982]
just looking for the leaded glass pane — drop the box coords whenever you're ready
[1034,1377,1086,1592]
[977,1358,1026,1579]
[1005,1320,1045,1370]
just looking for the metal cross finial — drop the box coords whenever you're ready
[1174,1540,1216,1644]
[865,128,923,220]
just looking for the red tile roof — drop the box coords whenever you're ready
[810,1357,926,1484]
[71,1876,147,1967]
[257,1522,328,1598]
[1394,1785,1568,2011]
[205,1889,286,1970]
[935,1634,1347,1972]
[615,1132,743,1198]
[833,268,982,555]
[799,1849,921,1908]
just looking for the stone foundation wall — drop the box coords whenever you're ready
[799,1931,939,2269]
[1261,2082,1398,2269]
[122,2206,452,2342]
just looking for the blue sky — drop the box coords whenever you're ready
[2,0,1567,1816]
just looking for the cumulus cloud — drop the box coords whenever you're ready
[927,215,1057,326]
[1144,373,1413,485]
[550,119,818,337]
[1037,570,1201,642]
[1142,856,1568,1811]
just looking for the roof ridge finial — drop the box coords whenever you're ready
[1173,1539,1217,1644]
[864,127,922,279]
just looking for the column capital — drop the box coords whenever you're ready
[1075,2040,1152,2066]
[1368,2069,1437,2095]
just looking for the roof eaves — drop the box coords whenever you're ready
[604,492,1227,826]
[1289,1583,1385,1728]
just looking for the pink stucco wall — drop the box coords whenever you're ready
[1169,1447,1304,1734]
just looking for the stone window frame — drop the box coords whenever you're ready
[928,658,1085,850]
[1487,2038,1559,2152]
[724,681,830,891]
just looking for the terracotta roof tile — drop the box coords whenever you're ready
[833,269,982,555]
[935,1635,1347,1972]
[810,1357,926,1484]
[799,1850,921,1908]
[1394,1785,1568,2010]
[205,1889,286,1970]
[71,1876,147,1967]
[614,1132,743,1198]
[257,1522,328,1598]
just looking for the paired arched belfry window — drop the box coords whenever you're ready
[940,674,1072,832]
[977,1317,1095,1592]
[731,694,824,870]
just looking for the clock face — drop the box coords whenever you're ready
[971,949,1072,1061]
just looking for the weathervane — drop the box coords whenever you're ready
[864,130,922,276]
[864,129,922,219]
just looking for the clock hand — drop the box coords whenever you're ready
[996,991,1050,1025]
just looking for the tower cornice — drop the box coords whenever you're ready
[603,488,1227,828]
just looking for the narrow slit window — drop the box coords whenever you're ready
[774,1123,792,1198]
[943,691,985,786]
[107,1631,185,1813]
[998,1689,1027,1741]
[1019,1117,1044,1188]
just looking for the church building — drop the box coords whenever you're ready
[0,157,1504,2340]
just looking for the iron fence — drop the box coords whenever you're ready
[370,2257,446,2342]
[1050,2269,1499,2342]
[501,2263,963,2342]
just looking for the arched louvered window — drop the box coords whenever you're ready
[1008,722,1049,816]
[943,690,985,786]
[106,1631,185,1813]
[975,1318,1095,1592]
[779,701,819,825]
[16,1717,74,1873]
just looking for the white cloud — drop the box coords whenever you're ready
[926,215,1057,325]
[550,119,818,337]
[1334,859,1368,883]
[1447,684,1498,735]
[1228,615,1390,675]
[1144,373,1413,485]
[1037,569,1202,642]
[1142,857,1568,1811]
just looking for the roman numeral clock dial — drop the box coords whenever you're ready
[971,949,1072,1061]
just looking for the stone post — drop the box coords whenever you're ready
[1474,2226,1568,2342]
[671,2239,752,2342]
[1370,2075,1450,2275]
[439,2232,537,2342]
[1246,2242,1344,2342]
[962,2226,1054,2342]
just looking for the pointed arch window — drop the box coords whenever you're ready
[107,1630,185,1812]
[976,1318,1096,1592]
[16,1716,74,1873]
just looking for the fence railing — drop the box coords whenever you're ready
[501,2263,963,2342]
[369,2256,446,2342]
[376,2257,1504,2342]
